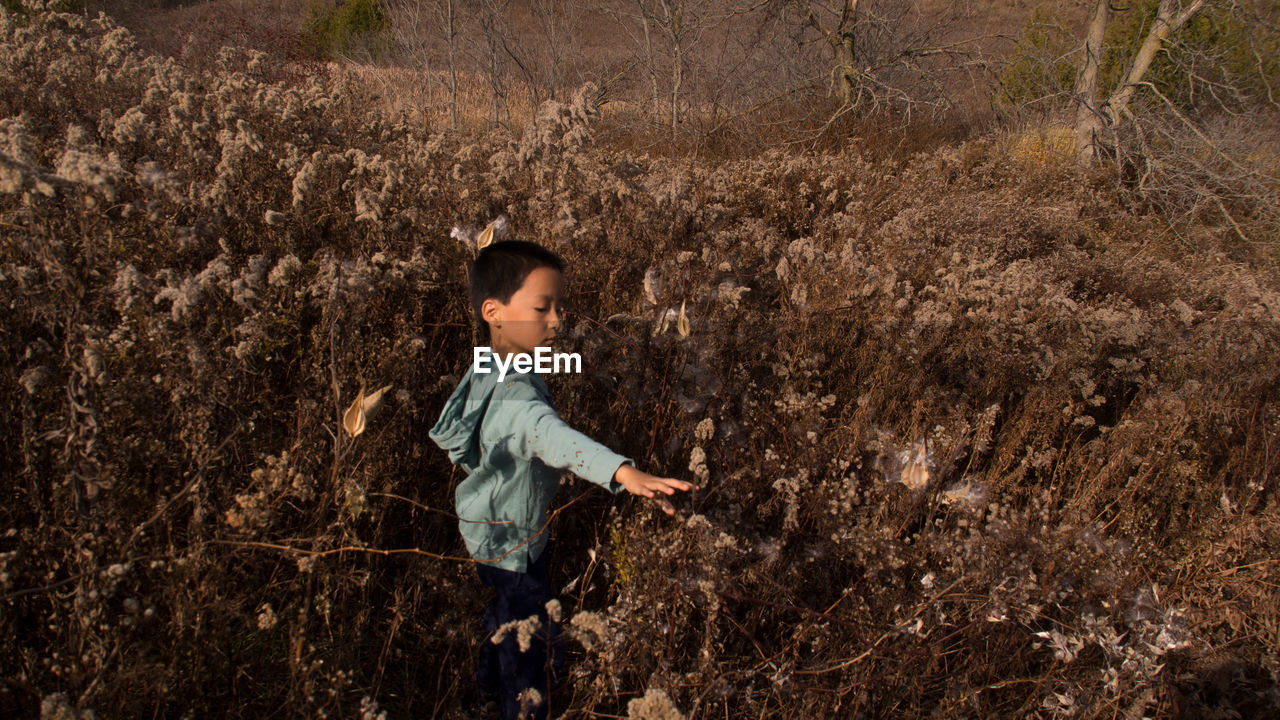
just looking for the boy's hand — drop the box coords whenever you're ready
[613,464,697,516]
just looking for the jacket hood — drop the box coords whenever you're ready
[428,367,496,471]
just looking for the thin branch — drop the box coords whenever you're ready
[1138,80,1253,177]
[368,491,514,525]
[1214,195,1253,245]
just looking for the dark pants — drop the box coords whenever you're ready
[474,545,565,720]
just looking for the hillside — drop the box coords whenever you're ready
[87,0,1070,145]
[2,6,1279,719]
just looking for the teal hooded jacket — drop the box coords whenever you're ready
[428,365,633,573]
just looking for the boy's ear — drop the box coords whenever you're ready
[480,297,502,327]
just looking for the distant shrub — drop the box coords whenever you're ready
[302,0,390,61]
[996,8,1077,112]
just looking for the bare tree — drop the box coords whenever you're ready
[388,0,585,130]
[1073,0,1210,164]
[1064,0,1280,253]
[793,0,862,104]
[787,0,992,118]
[440,0,463,129]
[601,0,744,130]
[473,0,551,126]
[387,0,467,130]
[529,0,584,101]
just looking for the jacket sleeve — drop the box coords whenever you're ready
[492,378,631,493]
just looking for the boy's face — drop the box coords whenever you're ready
[481,266,565,356]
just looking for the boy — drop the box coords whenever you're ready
[429,240,695,720]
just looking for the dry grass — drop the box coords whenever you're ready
[2,7,1279,719]
[329,63,540,134]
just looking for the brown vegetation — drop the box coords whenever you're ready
[2,5,1279,719]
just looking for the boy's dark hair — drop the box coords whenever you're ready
[469,240,565,343]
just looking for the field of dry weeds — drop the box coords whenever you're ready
[2,7,1279,719]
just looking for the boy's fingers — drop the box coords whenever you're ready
[629,477,697,502]
[659,477,692,491]
[659,481,694,496]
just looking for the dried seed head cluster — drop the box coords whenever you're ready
[627,688,686,720]
[492,613,543,653]
[567,611,610,654]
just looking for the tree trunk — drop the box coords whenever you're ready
[834,32,856,103]
[640,10,661,122]
[446,0,458,130]
[671,40,682,129]
[490,48,499,127]
[835,0,860,103]
[801,0,861,104]
[1073,0,1110,165]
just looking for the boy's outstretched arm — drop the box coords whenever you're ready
[613,463,697,516]
[494,376,698,513]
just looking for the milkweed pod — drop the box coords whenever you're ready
[343,384,367,437]
[900,439,930,490]
[343,383,393,437]
[362,384,392,414]
[677,300,690,338]
[476,220,497,251]
[900,459,929,490]
[643,267,660,306]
